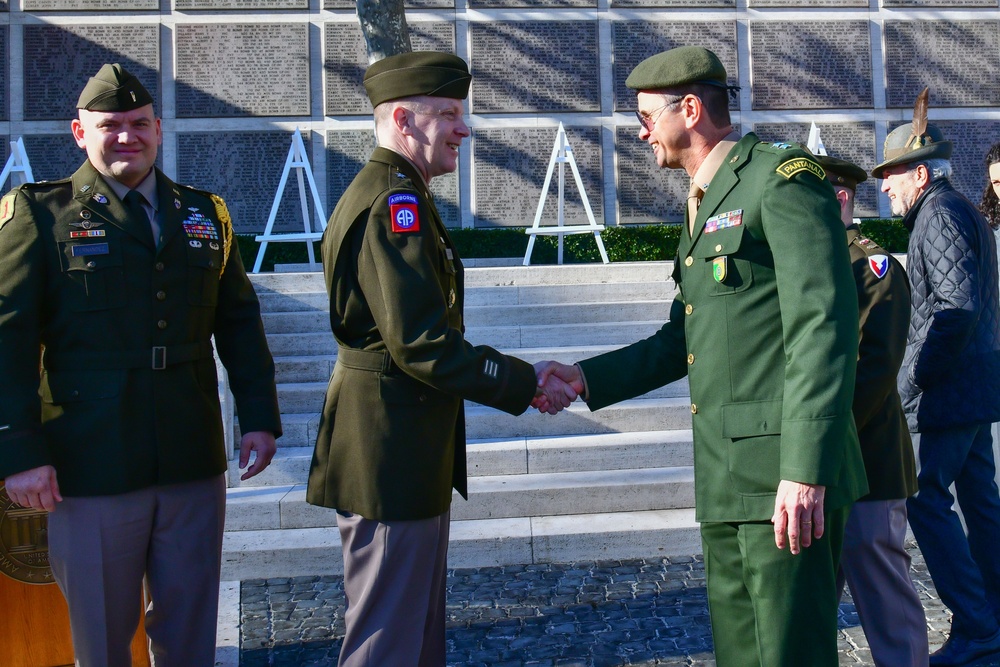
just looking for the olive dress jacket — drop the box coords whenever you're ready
[578,134,868,522]
[0,161,281,496]
[307,147,537,522]
[845,225,916,501]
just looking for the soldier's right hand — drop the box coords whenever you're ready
[4,465,62,512]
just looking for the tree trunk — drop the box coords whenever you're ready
[356,0,412,64]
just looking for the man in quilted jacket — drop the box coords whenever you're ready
[873,99,1000,666]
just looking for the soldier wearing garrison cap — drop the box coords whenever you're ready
[307,51,574,667]
[535,45,866,665]
[816,152,928,667]
[876,89,1000,667]
[0,63,280,666]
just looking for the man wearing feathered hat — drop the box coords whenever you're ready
[874,88,1000,666]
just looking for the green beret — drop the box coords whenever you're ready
[626,46,730,91]
[871,122,953,178]
[364,51,471,107]
[814,155,868,191]
[77,63,154,112]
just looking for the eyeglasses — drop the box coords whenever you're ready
[635,97,684,131]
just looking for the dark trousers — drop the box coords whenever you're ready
[909,424,1000,639]
[701,507,847,667]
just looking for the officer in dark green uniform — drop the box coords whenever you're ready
[306,52,573,667]
[815,154,927,667]
[536,47,867,666]
[0,64,281,666]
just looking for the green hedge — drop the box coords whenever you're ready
[237,218,909,271]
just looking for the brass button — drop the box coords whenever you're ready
[157,320,168,330]
[86,261,96,268]
[155,262,165,271]
[156,291,166,301]
[684,256,693,267]
[684,304,693,315]
[715,244,723,252]
[690,403,698,414]
[687,353,695,365]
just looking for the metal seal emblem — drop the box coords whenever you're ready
[0,483,54,584]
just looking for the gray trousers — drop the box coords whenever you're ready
[47,474,226,667]
[336,509,450,667]
[837,499,929,667]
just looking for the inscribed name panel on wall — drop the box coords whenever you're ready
[468,0,594,10]
[469,22,599,113]
[471,127,602,228]
[22,24,159,121]
[23,135,109,183]
[611,21,738,112]
[0,27,7,121]
[177,132,313,235]
[323,0,452,9]
[753,122,878,217]
[884,21,1000,107]
[750,21,872,109]
[883,0,997,6]
[324,22,455,116]
[22,0,155,8]
[326,131,461,227]
[616,125,688,224]
[175,24,309,118]
[612,0,733,7]
[749,0,865,6]
[175,0,308,7]
[918,120,1000,206]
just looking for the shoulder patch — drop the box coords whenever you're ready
[776,158,825,181]
[388,193,421,233]
[867,254,889,280]
[0,192,16,230]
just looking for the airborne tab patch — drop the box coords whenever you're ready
[776,158,825,181]
[389,193,420,233]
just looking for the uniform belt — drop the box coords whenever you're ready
[336,346,397,373]
[44,341,215,371]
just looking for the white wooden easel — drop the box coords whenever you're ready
[0,137,35,188]
[523,123,609,265]
[252,128,327,273]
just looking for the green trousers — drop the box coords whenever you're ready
[701,507,849,667]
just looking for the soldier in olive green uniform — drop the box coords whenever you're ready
[0,65,281,667]
[815,154,927,666]
[537,47,867,666]
[306,52,571,667]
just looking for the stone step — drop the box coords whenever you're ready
[221,508,700,580]
[252,395,693,448]
[256,280,677,314]
[263,320,666,357]
[229,429,695,488]
[260,299,672,334]
[226,466,693,533]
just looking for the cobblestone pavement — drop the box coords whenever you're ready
[239,543,1000,666]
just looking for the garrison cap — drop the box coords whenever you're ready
[364,51,471,107]
[626,46,731,91]
[871,122,953,179]
[815,155,868,191]
[77,63,154,112]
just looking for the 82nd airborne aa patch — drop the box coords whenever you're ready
[389,193,420,233]
[776,158,825,181]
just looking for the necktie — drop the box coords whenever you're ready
[687,181,704,235]
[124,190,158,246]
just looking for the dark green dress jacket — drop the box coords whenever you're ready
[846,225,916,501]
[0,161,281,496]
[307,147,536,522]
[579,134,868,523]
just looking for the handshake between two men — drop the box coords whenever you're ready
[530,361,584,415]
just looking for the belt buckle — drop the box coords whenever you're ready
[152,346,167,370]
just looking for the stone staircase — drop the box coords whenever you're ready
[221,262,701,581]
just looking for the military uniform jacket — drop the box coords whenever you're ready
[0,161,281,496]
[846,226,916,501]
[578,134,867,523]
[307,147,536,522]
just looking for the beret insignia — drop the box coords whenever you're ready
[776,158,825,181]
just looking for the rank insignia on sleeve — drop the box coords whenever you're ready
[868,254,889,279]
[776,158,825,181]
[482,359,499,379]
[389,193,420,233]
[0,193,16,229]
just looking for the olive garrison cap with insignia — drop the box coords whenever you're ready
[364,51,472,107]
[77,63,154,112]
[871,87,952,178]
[815,155,868,191]
[626,45,735,91]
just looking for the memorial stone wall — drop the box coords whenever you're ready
[1,1,999,232]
